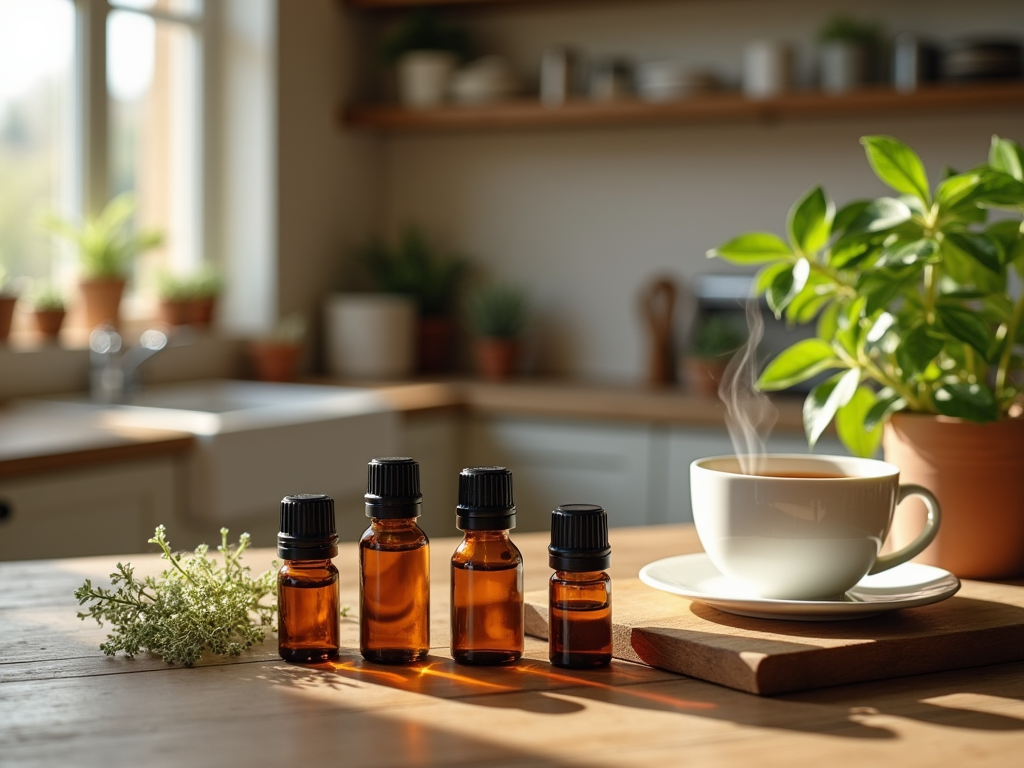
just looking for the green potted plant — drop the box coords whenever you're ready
[248,314,306,383]
[465,282,527,382]
[0,265,16,343]
[818,14,882,93]
[353,224,468,374]
[30,283,66,341]
[154,265,221,328]
[682,314,746,397]
[382,8,471,108]
[41,193,164,329]
[709,134,1024,578]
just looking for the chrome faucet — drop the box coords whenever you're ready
[89,326,169,403]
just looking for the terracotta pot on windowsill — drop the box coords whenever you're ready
[883,412,1024,579]
[0,296,16,342]
[33,309,66,341]
[157,299,194,327]
[474,337,519,382]
[248,340,303,383]
[417,314,457,374]
[79,277,126,329]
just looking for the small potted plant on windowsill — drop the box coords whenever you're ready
[466,282,527,382]
[708,134,1024,579]
[30,284,67,342]
[42,193,164,329]
[0,266,17,344]
[154,265,221,329]
[682,314,746,397]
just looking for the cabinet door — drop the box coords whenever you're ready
[466,416,653,532]
[665,428,847,523]
[0,458,182,561]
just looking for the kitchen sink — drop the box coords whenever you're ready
[26,380,398,522]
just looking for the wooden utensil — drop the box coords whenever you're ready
[640,277,677,386]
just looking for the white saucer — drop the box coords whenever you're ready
[638,553,961,621]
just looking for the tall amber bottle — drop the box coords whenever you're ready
[277,493,340,663]
[359,457,430,664]
[450,466,524,666]
[548,503,612,669]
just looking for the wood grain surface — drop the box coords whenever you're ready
[525,578,1024,695]
[3,524,1024,768]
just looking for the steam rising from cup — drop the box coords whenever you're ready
[718,298,778,475]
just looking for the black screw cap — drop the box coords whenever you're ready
[456,466,516,531]
[278,493,338,560]
[549,503,611,571]
[365,457,422,519]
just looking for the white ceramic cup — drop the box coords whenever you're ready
[690,454,941,600]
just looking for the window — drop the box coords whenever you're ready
[0,0,206,319]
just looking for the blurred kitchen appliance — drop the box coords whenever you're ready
[942,38,1023,81]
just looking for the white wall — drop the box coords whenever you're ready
[362,0,1024,380]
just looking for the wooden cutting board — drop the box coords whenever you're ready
[524,577,1024,696]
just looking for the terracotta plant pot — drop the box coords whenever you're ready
[248,341,302,383]
[681,356,730,397]
[883,412,1024,579]
[33,309,66,341]
[79,277,126,329]
[475,338,518,382]
[191,296,216,328]
[0,295,16,342]
[157,299,194,327]
[417,315,456,374]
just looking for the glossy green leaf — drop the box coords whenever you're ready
[754,261,792,294]
[836,386,885,458]
[937,305,993,357]
[803,369,860,448]
[865,312,895,344]
[989,135,1024,182]
[858,270,915,316]
[836,296,867,356]
[896,323,944,375]
[817,302,840,342]
[944,232,1003,273]
[785,284,834,325]
[861,136,931,203]
[940,238,1007,293]
[766,258,809,318]
[828,240,876,270]
[933,382,999,422]
[787,186,833,256]
[876,238,937,268]
[936,173,982,210]
[843,197,914,237]
[864,390,907,430]
[757,339,843,391]
[707,233,793,265]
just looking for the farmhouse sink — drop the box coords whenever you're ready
[26,380,398,522]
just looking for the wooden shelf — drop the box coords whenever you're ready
[345,0,573,8]
[342,81,1024,132]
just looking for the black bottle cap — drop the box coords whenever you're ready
[277,493,339,560]
[365,457,422,519]
[549,503,611,571]
[456,466,516,531]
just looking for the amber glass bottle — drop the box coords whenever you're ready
[451,466,524,666]
[548,503,612,669]
[359,457,430,664]
[277,494,340,663]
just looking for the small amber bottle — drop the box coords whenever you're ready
[450,467,524,666]
[548,503,612,669]
[277,493,340,663]
[359,457,430,664]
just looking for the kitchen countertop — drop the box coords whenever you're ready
[3,523,1022,767]
[0,379,805,481]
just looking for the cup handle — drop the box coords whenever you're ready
[868,484,942,575]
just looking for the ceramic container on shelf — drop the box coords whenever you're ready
[324,293,416,380]
[396,51,457,109]
[743,40,792,99]
[820,42,870,93]
[450,56,521,105]
[883,413,1024,579]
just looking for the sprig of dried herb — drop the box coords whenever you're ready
[75,526,277,666]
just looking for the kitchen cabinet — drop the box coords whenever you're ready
[0,457,185,561]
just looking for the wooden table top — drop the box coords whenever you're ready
[3,523,1023,767]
